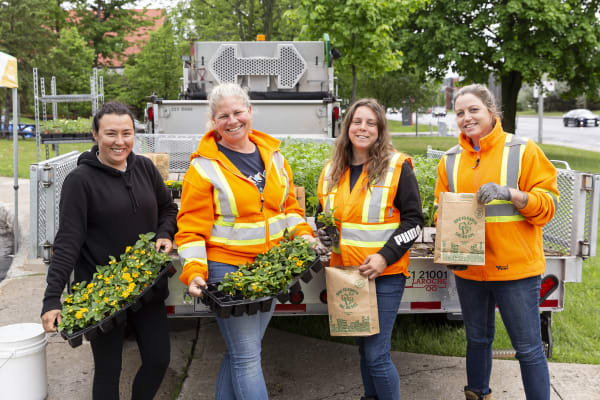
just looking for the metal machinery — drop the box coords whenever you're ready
[145,35,341,139]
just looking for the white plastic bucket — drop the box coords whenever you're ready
[0,323,48,400]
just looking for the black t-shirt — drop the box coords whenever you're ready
[218,143,266,193]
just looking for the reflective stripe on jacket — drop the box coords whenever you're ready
[175,129,313,285]
[318,152,411,276]
[434,118,559,281]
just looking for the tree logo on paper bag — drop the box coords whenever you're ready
[336,288,359,309]
[453,216,477,239]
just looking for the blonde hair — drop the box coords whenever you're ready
[206,82,252,132]
[327,98,394,189]
[454,84,502,119]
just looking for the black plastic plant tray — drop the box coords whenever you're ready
[201,255,322,318]
[60,262,176,348]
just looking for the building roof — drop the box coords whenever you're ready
[98,8,166,68]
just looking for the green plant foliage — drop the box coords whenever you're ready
[411,155,439,227]
[218,236,316,300]
[280,140,332,216]
[58,232,170,334]
[316,207,337,228]
[40,117,92,134]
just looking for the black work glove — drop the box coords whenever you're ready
[317,228,332,247]
[446,265,468,271]
[477,182,511,204]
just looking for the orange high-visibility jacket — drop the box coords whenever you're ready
[435,119,559,281]
[317,152,411,276]
[175,129,313,285]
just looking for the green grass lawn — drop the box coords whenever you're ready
[274,136,600,364]
[388,119,438,133]
[0,138,92,178]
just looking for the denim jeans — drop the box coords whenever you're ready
[355,273,407,400]
[207,261,275,400]
[455,275,550,400]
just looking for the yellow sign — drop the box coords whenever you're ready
[0,52,18,88]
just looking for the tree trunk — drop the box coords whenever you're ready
[352,64,357,103]
[262,0,274,41]
[500,70,522,135]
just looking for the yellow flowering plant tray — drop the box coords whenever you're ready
[58,232,176,348]
[200,236,322,318]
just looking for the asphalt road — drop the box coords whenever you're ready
[389,113,600,152]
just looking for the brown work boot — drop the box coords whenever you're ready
[464,387,493,400]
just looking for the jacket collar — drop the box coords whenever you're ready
[190,129,281,161]
[458,117,504,153]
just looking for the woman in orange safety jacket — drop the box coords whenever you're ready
[317,98,424,400]
[175,82,318,399]
[435,84,558,400]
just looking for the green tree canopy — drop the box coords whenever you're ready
[120,20,186,112]
[290,0,425,102]
[69,0,153,66]
[399,0,600,133]
[180,0,299,41]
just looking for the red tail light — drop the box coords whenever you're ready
[147,106,154,122]
[289,291,304,304]
[333,106,340,121]
[539,275,559,304]
[165,305,175,315]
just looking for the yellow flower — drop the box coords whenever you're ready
[75,311,83,320]
[64,296,73,304]
[145,270,153,275]
[82,293,89,300]
[123,267,128,272]
[109,260,116,265]
[132,272,139,278]
[122,291,130,298]
[128,283,136,291]
[110,300,117,306]
[97,274,103,279]
[104,297,109,303]
[122,272,132,282]
[86,282,94,289]
[126,246,132,253]
[140,250,146,255]
[134,249,139,254]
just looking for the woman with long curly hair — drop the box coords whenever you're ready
[316,98,424,400]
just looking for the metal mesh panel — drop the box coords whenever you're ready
[209,44,307,89]
[426,147,577,256]
[543,169,574,255]
[134,134,203,173]
[30,151,80,260]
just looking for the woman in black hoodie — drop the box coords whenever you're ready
[41,102,178,399]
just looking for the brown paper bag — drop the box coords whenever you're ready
[141,153,170,180]
[325,266,379,336]
[434,192,485,265]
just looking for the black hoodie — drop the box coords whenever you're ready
[42,145,178,314]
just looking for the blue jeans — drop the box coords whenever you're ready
[455,275,550,400]
[207,261,275,400]
[355,274,407,400]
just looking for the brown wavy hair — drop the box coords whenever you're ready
[327,98,394,190]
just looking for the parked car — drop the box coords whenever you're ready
[387,107,399,114]
[432,106,447,117]
[562,109,600,127]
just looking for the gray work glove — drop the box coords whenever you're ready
[317,228,332,247]
[446,265,468,271]
[477,182,511,204]
[313,241,330,256]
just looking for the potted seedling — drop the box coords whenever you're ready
[317,207,339,251]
